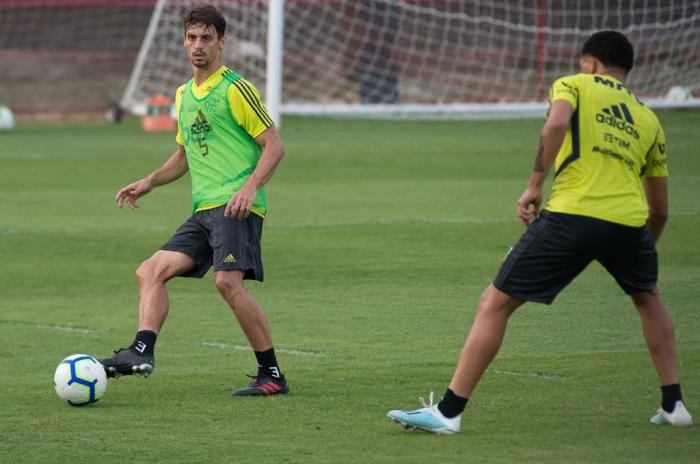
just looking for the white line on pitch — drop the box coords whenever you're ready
[36,324,96,333]
[266,216,514,230]
[488,368,569,380]
[0,320,97,333]
[200,341,323,357]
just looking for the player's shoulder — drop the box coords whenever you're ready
[550,73,586,97]
[616,85,662,129]
[556,72,586,82]
[550,73,583,103]
[226,77,265,115]
[225,74,261,98]
[556,72,630,90]
[174,83,189,112]
[216,66,248,87]
[553,73,585,87]
[218,65,239,82]
[175,83,188,97]
[637,101,663,131]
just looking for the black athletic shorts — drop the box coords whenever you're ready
[493,210,658,304]
[160,206,264,281]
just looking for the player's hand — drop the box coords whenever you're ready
[517,186,542,227]
[225,185,257,220]
[115,178,153,209]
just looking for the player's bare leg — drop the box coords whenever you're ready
[137,250,197,333]
[633,289,692,426]
[215,269,288,396]
[448,284,525,398]
[632,289,678,385]
[387,285,524,433]
[100,250,195,378]
[214,270,272,351]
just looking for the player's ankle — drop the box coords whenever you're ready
[437,388,468,419]
[661,383,683,413]
[129,330,157,356]
[255,347,283,380]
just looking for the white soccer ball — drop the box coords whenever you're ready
[0,105,14,132]
[665,86,691,102]
[53,354,107,406]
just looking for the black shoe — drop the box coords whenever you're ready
[232,373,289,396]
[98,348,155,378]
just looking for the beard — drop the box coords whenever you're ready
[190,53,210,68]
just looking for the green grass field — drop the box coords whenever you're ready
[1,112,698,463]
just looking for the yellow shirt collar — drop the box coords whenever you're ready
[191,65,228,94]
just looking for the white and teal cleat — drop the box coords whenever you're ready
[649,401,693,427]
[387,392,461,435]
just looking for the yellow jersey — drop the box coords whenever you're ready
[174,66,273,214]
[545,73,668,227]
[175,65,272,146]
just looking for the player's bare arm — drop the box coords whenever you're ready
[644,176,669,242]
[116,145,189,209]
[517,100,573,226]
[225,127,285,220]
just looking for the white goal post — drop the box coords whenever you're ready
[121,0,700,121]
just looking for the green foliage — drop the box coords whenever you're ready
[0,113,698,463]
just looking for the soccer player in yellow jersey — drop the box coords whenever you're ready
[388,31,692,432]
[100,5,290,396]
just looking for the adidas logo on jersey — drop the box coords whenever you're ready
[190,110,212,136]
[595,103,639,139]
[223,254,237,263]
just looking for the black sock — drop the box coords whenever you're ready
[437,388,468,419]
[661,383,682,413]
[254,348,283,379]
[129,330,157,356]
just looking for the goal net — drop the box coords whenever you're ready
[0,0,155,117]
[124,0,700,120]
[3,1,697,119]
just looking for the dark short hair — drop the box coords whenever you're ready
[182,4,226,38]
[582,30,634,73]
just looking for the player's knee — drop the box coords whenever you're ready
[633,291,675,330]
[135,259,162,286]
[476,285,520,319]
[475,287,501,317]
[214,273,244,297]
[475,288,491,314]
[631,288,663,311]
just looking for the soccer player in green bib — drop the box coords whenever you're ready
[388,31,692,432]
[100,4,288,396]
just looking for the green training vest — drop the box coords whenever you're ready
[178,71,266,215]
